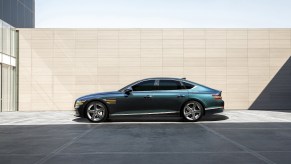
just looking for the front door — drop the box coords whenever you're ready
[113,80,157,115]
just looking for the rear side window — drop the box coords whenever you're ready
[132,80,156,91]
[158,80,183,90]
[182,82,195,89]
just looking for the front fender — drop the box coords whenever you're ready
[81,98,110,117]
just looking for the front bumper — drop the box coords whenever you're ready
[74,103,86,118]
[74,108,81,117]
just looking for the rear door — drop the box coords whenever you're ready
[151,80,189,113]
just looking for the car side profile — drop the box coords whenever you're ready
[74,77,224,122]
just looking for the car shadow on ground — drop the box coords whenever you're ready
[72,114,229,123]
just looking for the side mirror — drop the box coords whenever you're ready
[124,88,133,95]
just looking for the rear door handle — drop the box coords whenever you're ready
[144,95,152,99]
[177,95,185,98]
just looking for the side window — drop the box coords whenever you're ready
[182,82,195,89]
[132,80,156,91]
[158,80,183,90]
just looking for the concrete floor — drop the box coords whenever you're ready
[0,110,291,164]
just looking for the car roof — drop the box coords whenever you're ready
[141,77,185,81]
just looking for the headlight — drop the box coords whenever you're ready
[74,100,86,108]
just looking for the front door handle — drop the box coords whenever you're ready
[144,95,152,99]
[177,95,185,98]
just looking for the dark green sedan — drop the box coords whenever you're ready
[74,77,224,122]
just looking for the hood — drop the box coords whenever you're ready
[77,91,120,100]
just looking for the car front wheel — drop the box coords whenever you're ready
[86,101,108,122]
[182,101,204,122]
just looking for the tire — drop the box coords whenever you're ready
[182,100,204,122]
[85,101,108,123]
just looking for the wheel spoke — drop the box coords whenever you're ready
[192,103,197,109]
[193,103,200,110]
[99,111,104,118]
[185,111,191,117]
[194,109,201,119]
[186,106,192,111]
[91,112,97,120]
[96,107,104,115]
[93,103,97,110]
[95,113,100,118]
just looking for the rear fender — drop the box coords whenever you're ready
[180,98,206,116]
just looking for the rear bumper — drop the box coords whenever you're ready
[205,107,224,115]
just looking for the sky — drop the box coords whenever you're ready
[36,0,291,28]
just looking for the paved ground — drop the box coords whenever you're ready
[0,110,291,164]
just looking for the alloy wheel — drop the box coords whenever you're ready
[183,101,203,121]
[86,102,106,122]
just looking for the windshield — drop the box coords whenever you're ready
[118,80,140,92]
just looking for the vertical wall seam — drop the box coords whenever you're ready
[30,30,32,111]
[162,29,164,75]
[118,29,120,86]
[247,28,250,108]
[95,30,100,90]
[268,29,271,97]
[52,30,55,109]
[204,29,206,87]
[225,29,228,109]
[182,29,184,77]
[138,29,142,78]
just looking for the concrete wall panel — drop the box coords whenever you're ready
[18,28,291,111]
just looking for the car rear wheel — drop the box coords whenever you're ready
[86,101,108,123]
[182,101,203,122]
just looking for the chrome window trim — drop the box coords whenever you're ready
[120,78,195,92]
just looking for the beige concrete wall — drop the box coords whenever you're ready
[18,28,291,111]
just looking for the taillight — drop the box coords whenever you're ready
[212,92,222,100]
[212,95,222,100]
